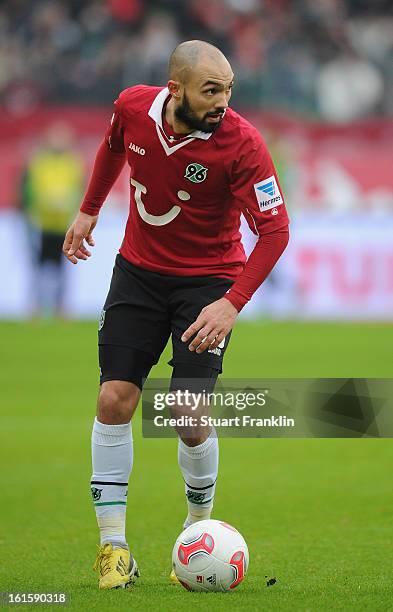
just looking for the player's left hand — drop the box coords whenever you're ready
[181,297,238,354]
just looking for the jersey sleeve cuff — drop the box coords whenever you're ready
[224,291,248,313]
[80,202,101,216]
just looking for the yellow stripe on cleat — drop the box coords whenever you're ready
[170,569,180,585]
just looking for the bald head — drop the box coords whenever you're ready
[166,40,234,135]
[168,40,230,84]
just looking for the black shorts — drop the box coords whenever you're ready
[98,254,234,389]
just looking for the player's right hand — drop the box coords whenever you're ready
[63,211,98,264]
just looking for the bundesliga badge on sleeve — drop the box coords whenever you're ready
[253,175,283,212]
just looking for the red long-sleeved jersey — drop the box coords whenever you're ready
[81,85,289,311]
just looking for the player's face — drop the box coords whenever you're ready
[175,64,234,133]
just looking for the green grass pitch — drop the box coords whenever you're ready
[1,321,392,611]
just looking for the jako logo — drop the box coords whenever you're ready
[129,142,145,155]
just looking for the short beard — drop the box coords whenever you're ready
[174,91,224,134]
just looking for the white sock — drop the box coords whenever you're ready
[178,429,218,529]
[91,417,133,548]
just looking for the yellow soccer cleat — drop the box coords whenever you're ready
[93,543,140,590]
[170,568,180,585]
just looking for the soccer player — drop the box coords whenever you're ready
[63,40,289,590]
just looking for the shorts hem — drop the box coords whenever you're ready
[100,375,144,391]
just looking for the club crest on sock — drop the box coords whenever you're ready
[91,487,103,501]
[186,490,206,504]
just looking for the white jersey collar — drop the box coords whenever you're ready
[148,87,213,141]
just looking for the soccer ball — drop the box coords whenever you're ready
[172,519,249,592]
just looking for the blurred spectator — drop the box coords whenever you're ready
[316,48,384,121]
[122,11,179,87]
[0,0,391,119]
[21,122,84,318]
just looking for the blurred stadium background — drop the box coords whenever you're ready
[1,3,393,608]
[1,0,392,321]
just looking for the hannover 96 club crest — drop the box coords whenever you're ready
[184,163,208,183]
